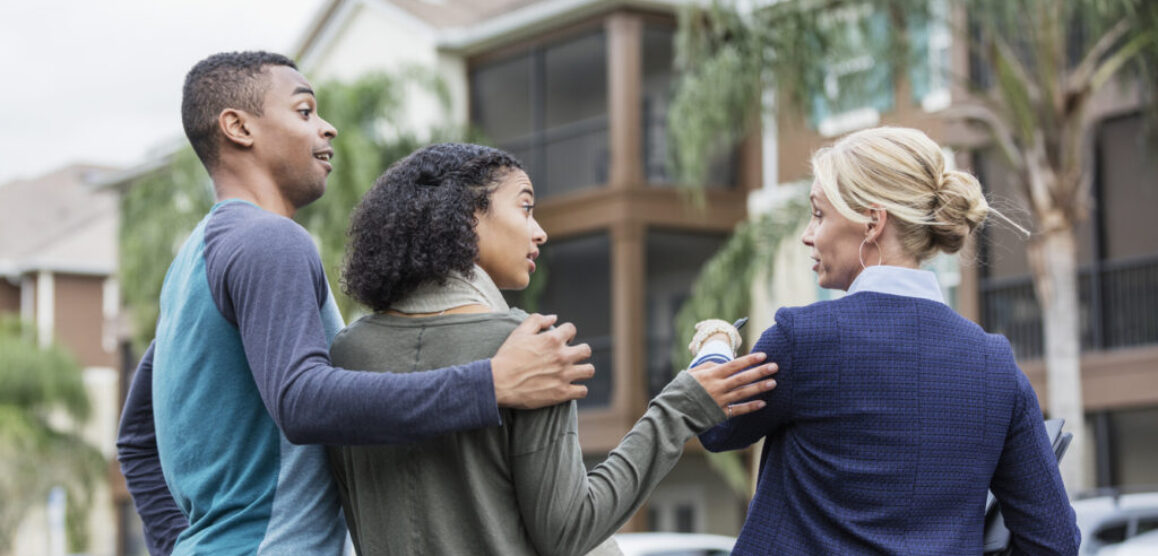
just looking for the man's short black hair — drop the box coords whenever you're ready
[181,51,297,170]
[342,143,524,312]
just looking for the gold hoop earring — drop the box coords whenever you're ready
[859,238,882,269]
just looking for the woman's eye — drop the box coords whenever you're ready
[298,109,312,118]
[522,203,535,214]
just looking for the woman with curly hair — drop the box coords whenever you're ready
[327,143,778,556]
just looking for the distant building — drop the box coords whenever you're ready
[0,163,132,555]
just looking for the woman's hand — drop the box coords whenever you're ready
[688,319,742,354]
[687,352,777,419]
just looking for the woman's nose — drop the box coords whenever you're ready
[532,220,547,244]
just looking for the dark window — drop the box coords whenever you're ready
[1096,521,1128,544]
[968,9,1088,90]
[1109,406,1158,487]
[645,231,728,398]
[1137,516,1158,536]
[520,234,613,409]
[472,54,532,145]
[471,31,608,198]
[641,23,737,187]
[674,504,696,533]
[976,115,1158,358]
[810,7,894,125]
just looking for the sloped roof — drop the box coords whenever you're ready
[295,0,681,60]
[0,164,120,276]
[388,0,547,28]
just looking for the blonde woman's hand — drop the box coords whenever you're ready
[687,352,777,419]
[688,318,743,355]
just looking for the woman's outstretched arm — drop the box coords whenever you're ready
[510,353,775,556]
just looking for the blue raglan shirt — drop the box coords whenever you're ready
[123,200,502,554]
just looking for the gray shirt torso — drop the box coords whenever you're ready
[327,309,725,556]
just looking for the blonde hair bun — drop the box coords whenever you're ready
[931,169,989,255]
[811,126,991,262]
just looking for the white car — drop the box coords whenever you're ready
[612,533,736,556]
[1074,491,1158,554]
[1097,529,1158,555]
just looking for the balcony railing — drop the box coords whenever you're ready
[981,254,1158,359]
[577,334,613,409]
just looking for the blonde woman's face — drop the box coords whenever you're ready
[475,169,547,290]
[801,180,867,291]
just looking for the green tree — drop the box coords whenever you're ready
[0,317,104,554]
[671,194,809,495]
[120,69,463,345]
[295,69,465,319]
[119,148,215,349]
[670,0,1158,491]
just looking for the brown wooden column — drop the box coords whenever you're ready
[611,220,647,531]
[607,12,644,188]
[611,221,647,419]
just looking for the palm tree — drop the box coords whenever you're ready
[0,317,104,554]
[670,0,1158,491]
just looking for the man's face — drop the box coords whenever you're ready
[250,65,337,209]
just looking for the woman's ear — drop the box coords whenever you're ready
[865,206,887,242]
[219,108,255,148]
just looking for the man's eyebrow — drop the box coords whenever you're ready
[293,86,315,97]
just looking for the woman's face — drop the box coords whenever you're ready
[801,180,868,291]
[476,168,547,290]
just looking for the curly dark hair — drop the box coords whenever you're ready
[342,143,524,312]
[181,51,297,170]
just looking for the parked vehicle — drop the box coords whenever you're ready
[612,532,736,556]
[1073,490,1158,554]
[1097,528,1158,555]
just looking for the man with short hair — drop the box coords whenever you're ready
[117,51,595,555]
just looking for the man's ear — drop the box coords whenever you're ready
[219,108,255,148]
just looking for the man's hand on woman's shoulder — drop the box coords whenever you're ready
[491,313,595,410]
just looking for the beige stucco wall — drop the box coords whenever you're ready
[302,2,470,135]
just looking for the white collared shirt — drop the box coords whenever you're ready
[846,265,946,305]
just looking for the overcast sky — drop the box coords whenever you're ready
[0,0,323,185]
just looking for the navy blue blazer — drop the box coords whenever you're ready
[701,292,1080,555]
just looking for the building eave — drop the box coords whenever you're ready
[437,0,683,56]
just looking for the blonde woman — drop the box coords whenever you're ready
[694,127,1080,554]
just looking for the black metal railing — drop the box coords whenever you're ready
[576,334,614,410]
[499,115,609,199]
[981,254,1158,359]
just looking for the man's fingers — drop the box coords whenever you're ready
[560,342,592,364]
[565,363,595,382]
[566,384,589,400]
[548,321,578,343]
[725,400,767,418]
[514,313,558,335]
